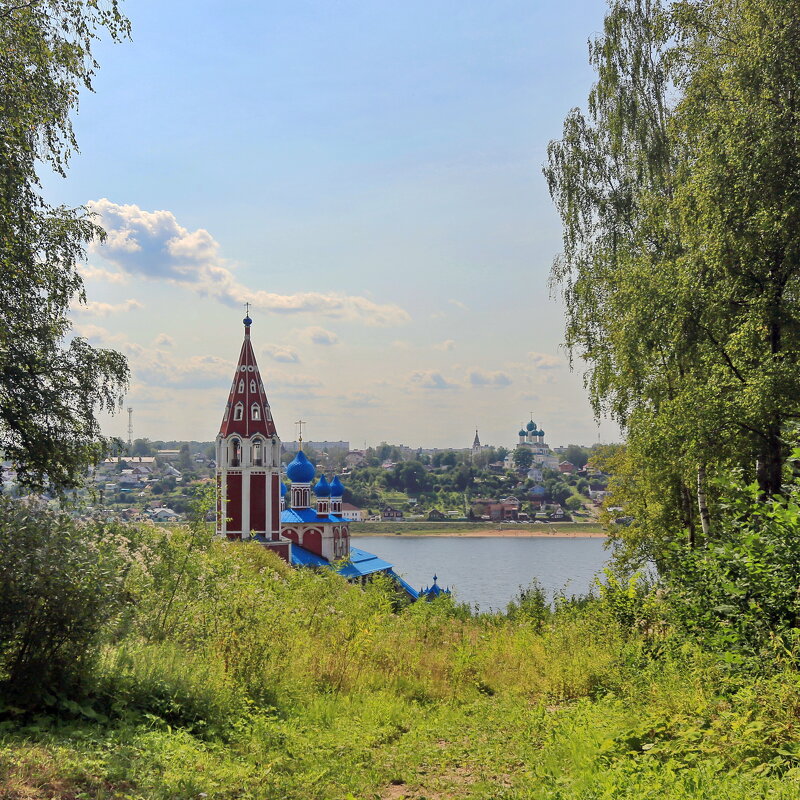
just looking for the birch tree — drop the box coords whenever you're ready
[0,1,130,491]
[547,0,800,563]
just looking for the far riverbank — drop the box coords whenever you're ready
[350,521,607,538]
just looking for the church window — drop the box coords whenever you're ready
[250,379,257,393]
[252,438,263,466]
[251,404,261,421]
[247,365,255,371]
[234,403,243,421]
[238,379,244,393]
[224,403,230,420]
[229,438,241,467]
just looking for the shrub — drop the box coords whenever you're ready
[0,498,131,705]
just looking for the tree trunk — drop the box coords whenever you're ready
[681,482,696,549]
[756,425,784,499]
[697,464,711,539]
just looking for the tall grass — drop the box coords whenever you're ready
[3,520,800,798]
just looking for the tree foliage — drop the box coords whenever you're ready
[512,447,534,472]
[0,498,130,703]
[0,0,130,491]
[547,0,800,562]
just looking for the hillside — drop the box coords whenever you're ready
[2,508,800,799]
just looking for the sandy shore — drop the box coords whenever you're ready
[352,527,607,539]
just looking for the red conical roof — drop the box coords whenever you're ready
[219,319,278,438]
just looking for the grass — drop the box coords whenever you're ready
[2,525,799,799]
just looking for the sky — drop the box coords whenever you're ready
[49,0,620,450]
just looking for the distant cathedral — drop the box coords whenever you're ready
[505,419,559,472]
[215,313,423,598]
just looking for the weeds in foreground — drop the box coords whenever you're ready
[2,515,800,798]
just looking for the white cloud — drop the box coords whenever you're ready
[72,298,143,316]
[154,333,174,348]
[73,324,230,389]
[78,264,128,284]
[138,353,232,390]
[88,199,410,326]
[271,375,323,389]
[527,352,562,370]
[410,370,458,390]
[339,392,383,408]
[262,344,300,363]
[435,339,456,351]
[296,326,339,346]
[468,368,513,387]
[448,299,469,310]
[72,323,144,356]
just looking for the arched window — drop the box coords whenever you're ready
[229,438,241,467]
[251,403,261,421]
[252,438,263,466]
[224,403,230,420]
[238,379,244,393]
[233,403,243,421]
[250,379,257,393]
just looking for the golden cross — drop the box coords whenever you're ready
[295,419,306,449]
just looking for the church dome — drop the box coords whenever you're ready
[538,429,545,437]
[329,475,344,497]
[286,450,316,483]
[314,475,331,497]
[526,420,537,431]
[518,429,527,437]
[279,481,287,497]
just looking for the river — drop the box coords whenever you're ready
[358,535,610,611]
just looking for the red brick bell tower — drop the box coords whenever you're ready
[215,313,289,559]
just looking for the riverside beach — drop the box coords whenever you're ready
[349,522,607,538]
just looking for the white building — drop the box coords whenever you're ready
[340,503,364,522]
[505,419,560,472]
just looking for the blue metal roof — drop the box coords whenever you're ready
[281,508,344,524]
[290,544,329,568]
[337,546,394,578]
[386,569,419,600]
[288,544,417,599]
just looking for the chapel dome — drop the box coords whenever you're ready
[329,475,345,497]
[314,475,331,497]
[526,420,537,431]
[518,429,527,437]
[286,450,316,483]
[279,481,287,497]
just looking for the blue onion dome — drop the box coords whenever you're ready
[314,475,331,497]
[518,429,527,437]
[538,429,545,437]
[280,481,287,497]
[243,315,252,326]
[286,450,316,483]
[329,475,344,497]
[526,420,537,431]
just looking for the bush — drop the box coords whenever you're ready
[0,498,131,705]
[665,474,800,658]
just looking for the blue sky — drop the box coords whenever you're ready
[51,0,619,449]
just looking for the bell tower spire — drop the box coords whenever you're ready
[216,313,288,559]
